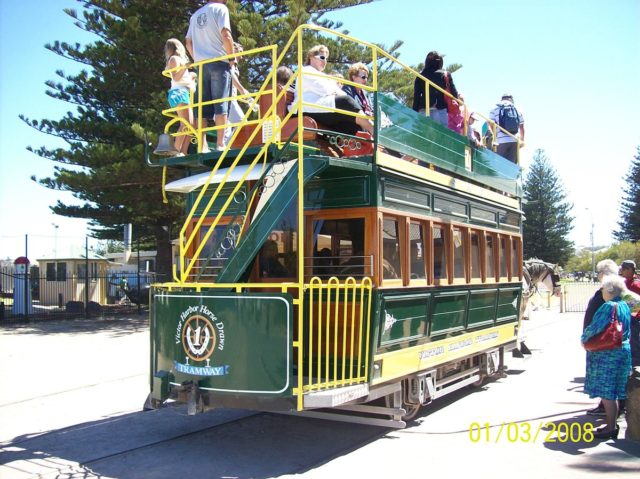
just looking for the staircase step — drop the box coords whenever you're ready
[303,383,370,408]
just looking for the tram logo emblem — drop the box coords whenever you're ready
[174,305,228,376]
[182,315,216,361]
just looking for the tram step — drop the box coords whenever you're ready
[304,383,369,408]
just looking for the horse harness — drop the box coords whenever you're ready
[523,261,560,298]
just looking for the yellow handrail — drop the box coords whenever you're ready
[304,276,372,397]
[162,46,281,281]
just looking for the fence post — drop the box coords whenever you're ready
[85,237,89,319]
[137,238,142,316]
[24,234,29,320]
[559,285,564,313]
[546,291,551,309]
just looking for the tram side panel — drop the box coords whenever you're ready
[150,289,295,408]
[370,285,520,388]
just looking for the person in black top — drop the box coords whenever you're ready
[412,51,459,128]
[583,289,605,331]
[583,260,619,330]
[583,259,619,416]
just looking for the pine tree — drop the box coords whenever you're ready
[614,146,640,242]
[522,149,574,266]
[22,0,375,277]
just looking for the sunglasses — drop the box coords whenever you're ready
[314,55,328,61]
[358,74,368,80]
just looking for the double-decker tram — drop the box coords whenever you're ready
[147,26,524,427]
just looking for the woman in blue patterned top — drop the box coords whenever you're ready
[581,274,632,439]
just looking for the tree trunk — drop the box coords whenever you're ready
[154,225,173,282]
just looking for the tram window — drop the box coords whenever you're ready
[452,227,466,280]
[198,225,232,278]
[499,236,508,277]
[382,218,401,280]
[511,237,520,279]
[470,231,481,279]
[485,234,496,279]
[311,218,365,278]
[433,225,447,280]
[409,222,426,280]
[260,204,298,278]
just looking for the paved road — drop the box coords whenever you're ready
[0,311,638,478]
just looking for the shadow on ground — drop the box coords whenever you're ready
[1,406,387,479]
[0,316,148,338]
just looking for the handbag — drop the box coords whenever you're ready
[583,303,623,352]
[443,72,463,133]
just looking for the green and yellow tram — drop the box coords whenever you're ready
[147,26,524,427]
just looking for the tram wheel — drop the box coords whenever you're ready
[384,394,422,421]
[142,393,163,411]
[472,375,486,388]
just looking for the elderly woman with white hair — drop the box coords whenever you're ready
[581,274,632,439]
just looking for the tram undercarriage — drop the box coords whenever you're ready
[150,339,517,429]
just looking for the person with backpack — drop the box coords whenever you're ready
[489,93,524,163]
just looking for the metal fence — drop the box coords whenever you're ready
[561,281,598,313]
[0,268,156,321]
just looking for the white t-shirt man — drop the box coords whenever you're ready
[186,1,231,62]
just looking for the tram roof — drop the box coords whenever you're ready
[164,164,266,193]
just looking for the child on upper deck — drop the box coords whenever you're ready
[164,38,196,156]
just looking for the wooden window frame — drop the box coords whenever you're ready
[450,225,468,285]
[497,234,509,283]
[484,231,498,283]
[407,219,428,287]
[510,236,522,281]
[432,222,449,286]
[304,207,376,283]
[469,228,483,284]
[380,213,404,288]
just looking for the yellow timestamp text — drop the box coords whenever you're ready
[468,421,595,443]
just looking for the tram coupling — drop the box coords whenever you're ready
[177,381,205,415]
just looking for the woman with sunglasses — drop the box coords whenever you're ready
[342,62,373,117]
[289,45,373,136]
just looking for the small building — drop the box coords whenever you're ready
[104,250,156,274]
[37,253,111,306]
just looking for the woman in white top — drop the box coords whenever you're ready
[290,45,373,136]
[164,38,196,156]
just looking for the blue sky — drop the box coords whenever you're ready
[1,0,639,261]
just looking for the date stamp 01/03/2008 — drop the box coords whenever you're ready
[469,422,596,444]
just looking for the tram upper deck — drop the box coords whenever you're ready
[149,26,522,285]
